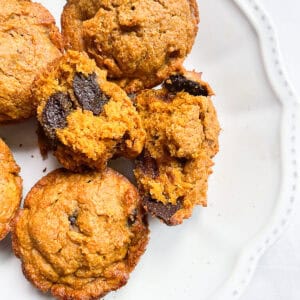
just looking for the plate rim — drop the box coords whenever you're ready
[211,0,299,299]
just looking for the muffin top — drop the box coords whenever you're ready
[12,168,149,300]
[62,0,199,92]
[0,0,62,122]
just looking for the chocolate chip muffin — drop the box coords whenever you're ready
[33,50,145,171]
[0,138,22,240]
[134,72,220,225]
[12,168,149,300]
[0,0,63,123]
[62,0,199,92]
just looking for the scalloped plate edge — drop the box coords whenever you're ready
[211,0,299,299]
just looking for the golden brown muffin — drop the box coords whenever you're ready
[12,168,149,300]
[134,71,220,225]
[0,138,22,240]
[33,50,145,171]
[62,0,199,92]
[0,0,63,123]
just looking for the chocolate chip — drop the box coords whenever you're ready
[168,50,180,59]
[199,112,205,120]
[69,217,76,226]
[164,74,208,96]
[73,72,110,115]
[42,92,73,141]
[175,157,189,167]
[136,150,159,179]
[142,195,183,225]
[127,208,138,226]
[68,211,78,230]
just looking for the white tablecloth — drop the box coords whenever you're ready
[242,1,300,299]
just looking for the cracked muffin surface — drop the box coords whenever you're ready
[62,0,199,92]
[134,72,220,225]
[34,50,145,171]
[0,138,22,240]
[12,168,149,300]
[0,0,62,123]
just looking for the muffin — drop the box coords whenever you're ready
[33,50,145,171]
[0,138,22,240]
[134,71,220,225]
[0,0,63,123]
[12,168,149,300]
[62,0,199,92]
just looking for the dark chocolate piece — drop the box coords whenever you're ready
[73,72,110,115]
[164,74,208,96]
[42,92,73,141]
[135,150,159,179]
[142,196,183,225]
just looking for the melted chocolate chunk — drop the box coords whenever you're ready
[73,72,110,115]
[127,208,138,226]
[42,92,73,141]
[164,74,208,96]
[142,195,183,225]
[136,150,159,179]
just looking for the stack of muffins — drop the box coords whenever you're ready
[0,0,220,299]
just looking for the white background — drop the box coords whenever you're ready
[242,1,300,299]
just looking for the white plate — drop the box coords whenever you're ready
[0,0,299,299]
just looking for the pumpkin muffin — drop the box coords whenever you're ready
[0,0,62,123]
[12,168,149,300]
[62,0,199,92]
[0,138,22,240]
[33,50,145,171]
[134,71,220,225]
